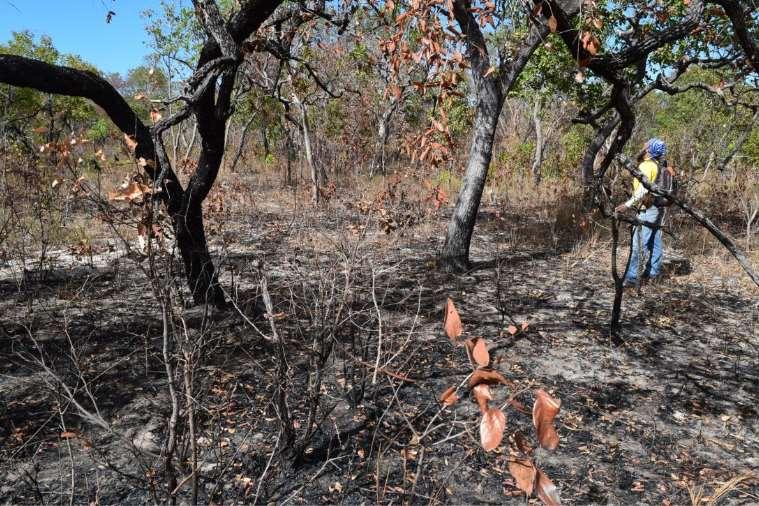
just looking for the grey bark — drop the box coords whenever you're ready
[231,115,255,172]
[290,85,317,203]
[440,4,558,270]
[531,97,545,184]
[371,99,398,177]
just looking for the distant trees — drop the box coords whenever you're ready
[1,0,756,304]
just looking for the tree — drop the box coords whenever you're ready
[541,0,758,334]
[383,0,581,270]
[438,2,556,269]
[0,0,289,307]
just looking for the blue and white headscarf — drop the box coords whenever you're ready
[647,138,666,160]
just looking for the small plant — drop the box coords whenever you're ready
[440,298,563,505]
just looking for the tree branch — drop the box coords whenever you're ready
[708,0,759,71]
[0,54,185,200]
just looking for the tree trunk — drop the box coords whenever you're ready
[173,207,225,307]
[371,100,397,177]
[296,98,318,203]
[260,125,270,158]
[230,115,255,172]
[438,5,552,270]
[284,122,295,186]
[440,77,503,271]
[531,97,544,184]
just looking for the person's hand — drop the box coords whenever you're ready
[615,204,628,214]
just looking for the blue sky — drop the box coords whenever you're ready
[0,0,162,74]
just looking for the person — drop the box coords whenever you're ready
[615,138,667,286]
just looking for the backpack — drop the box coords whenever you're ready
[649,159,678,208]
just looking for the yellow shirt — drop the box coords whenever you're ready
[625,159,658,208]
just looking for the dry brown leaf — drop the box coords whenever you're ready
[480,407,506,451]
[150,108,163,123]
[472,384,492,413]
[581,32,601,55]
[123,134,138,152]
[536,469,561,505]
[507,324,518,335]
[547,15,558,33]
[468,369,509,388]
[514,430,534,455]
[521,321,529,331]
[137,157,155,168]
[472,338,490,367]
[509,398,529,413]
[108,181,151,203]
[60,431,76,439]
[439,386,459,407]
[592,17,603,29]
[444,298,463,342]
[533,389,561,450]
[508,458,536,496]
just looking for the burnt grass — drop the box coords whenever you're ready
[1,182,757,505]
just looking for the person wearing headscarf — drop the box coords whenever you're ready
[615,138,667,286]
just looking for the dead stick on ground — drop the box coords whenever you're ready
[371,266,383,385]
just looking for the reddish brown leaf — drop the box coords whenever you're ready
[108,181,152,203]
[60,431,76,439]
[514,430,534,455]
[150,108,163,123]
[472,338,490,367]
[468,369,509,388]
[480,407,506,451]
[507,324,518,335]
[533,389,561,450]
[444,298,463,342]
[472,384,492,413]
[536,469,561,505]
[508,398,529,414]
[508,458,536,496]
[439,386,459,407]
[123,134,138,152]
[547,15,558,33]
[581,32,600,55]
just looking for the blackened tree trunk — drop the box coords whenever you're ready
[175,207,225,306]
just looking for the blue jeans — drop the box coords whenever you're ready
[625,207,664,282]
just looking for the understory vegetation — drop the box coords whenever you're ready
[0,0,757,504]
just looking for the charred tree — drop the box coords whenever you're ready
[0,0,285,307]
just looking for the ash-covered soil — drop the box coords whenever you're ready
[1,188,757,505]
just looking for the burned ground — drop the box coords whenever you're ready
[1,182,757,505]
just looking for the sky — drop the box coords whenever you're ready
[0,0,163,75]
